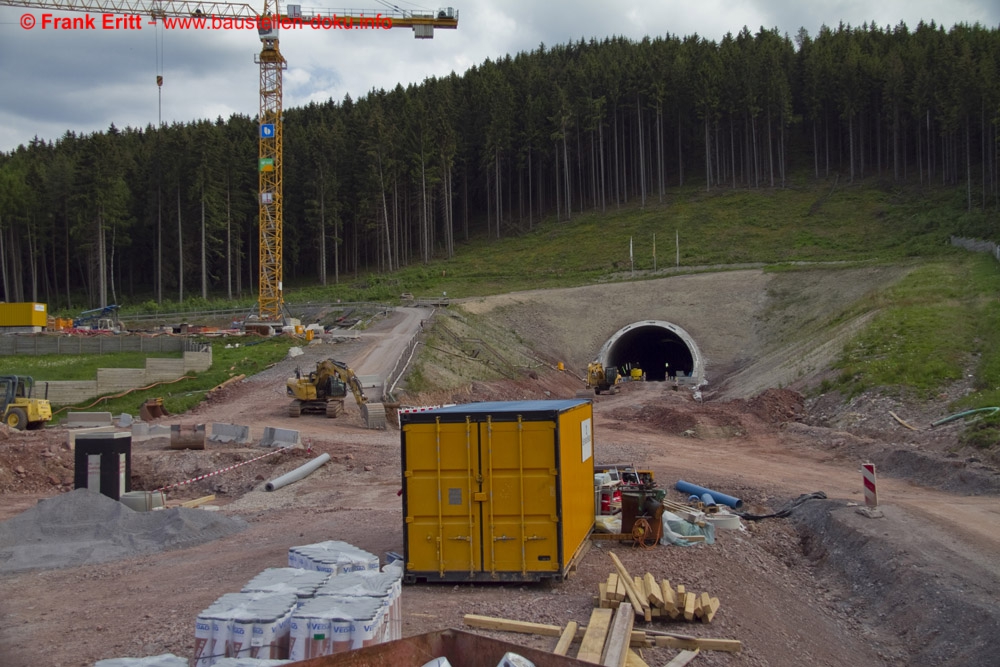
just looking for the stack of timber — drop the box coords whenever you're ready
[598,552,720,623]
[462,613,741,664]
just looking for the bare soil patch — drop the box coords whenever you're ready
[1,271,998,667]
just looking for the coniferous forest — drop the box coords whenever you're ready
[1,21,999,310]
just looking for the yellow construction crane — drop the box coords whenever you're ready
[3,0,458,322]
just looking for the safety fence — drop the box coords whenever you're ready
[951,235,1000,263]
[0,334,206,356]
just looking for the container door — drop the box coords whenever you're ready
[480,417,560,577]
[403,418,481,577]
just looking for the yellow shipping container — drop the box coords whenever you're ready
[0,302,47,327]
[400,399,596,583]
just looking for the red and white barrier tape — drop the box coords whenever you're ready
[862,462,878,507]
[156,446,291,493]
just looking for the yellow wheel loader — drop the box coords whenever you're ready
[286,359,386,429]
[0,375,53,430]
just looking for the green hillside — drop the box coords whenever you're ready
[288,175,994,302]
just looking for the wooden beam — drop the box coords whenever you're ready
[180,494,215,508]
[577,608,614,663]
[660,579,677,612]
[608,573,621,601]
[553,621,578,656]
[644,573,664,608]
[664,649,700,667]
[463,614,562,637]
[608,552,651,621]
[683,592,696,621]
[600,603,634,667]
[703,597,720,623]
[624,649,649,667]
[654,637,742,653]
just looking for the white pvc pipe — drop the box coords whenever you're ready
[265,453,331,492]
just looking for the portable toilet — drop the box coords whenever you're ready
[399,399,596,583]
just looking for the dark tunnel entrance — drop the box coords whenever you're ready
[597,321,703,383]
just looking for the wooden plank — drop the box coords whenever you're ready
[463,614,563,637]
[577,608,614,664]
[607,573,620,601]
[664,649,700,667]
[703,597,720,623]
[695,593,711,619]
[180,494,215,508]
[600,603,634,667]
[576,628,649,648]
[654,637,742,653]
[644,573,664,608]
[660,579,677,612]
[683,592,696,621]
[599,582,609,608]
[553,621,578,656]
[624,649,649,667]
[615,576,626,602]
[608,552,651,621]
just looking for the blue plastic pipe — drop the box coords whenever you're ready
[676,479,743,509]
[700,493,717,507]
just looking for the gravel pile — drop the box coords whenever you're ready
[0,488,247,573]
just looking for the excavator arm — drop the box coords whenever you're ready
[290,358,385,429]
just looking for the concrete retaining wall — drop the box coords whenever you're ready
[40,348,213,407]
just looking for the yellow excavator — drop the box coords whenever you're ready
[586,362,621,395]
[1,375,52,430]
[286,359,386,429]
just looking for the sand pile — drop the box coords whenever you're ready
[0,489,247,573]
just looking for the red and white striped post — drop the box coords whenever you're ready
[862,463,878,507]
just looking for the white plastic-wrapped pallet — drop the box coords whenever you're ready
[194,592,298,667]
[94,655,188,667]
[314,569,402,642]
[241,568,331,600]
[287,540,379,575]
[288,596,386,661]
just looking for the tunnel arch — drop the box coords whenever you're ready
[596,320,704,383]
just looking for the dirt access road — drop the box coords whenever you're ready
[1,283,999,666]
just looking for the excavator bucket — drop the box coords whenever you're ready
[139,398,169,421]
[362,403,387,430]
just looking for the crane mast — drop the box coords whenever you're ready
[2,0,458,322]
[255,0,285,322]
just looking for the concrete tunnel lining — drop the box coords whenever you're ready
[597,320,704,384]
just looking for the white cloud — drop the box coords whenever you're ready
[1,0,997,151]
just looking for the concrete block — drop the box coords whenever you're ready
[117,413,134,427]
[64,411,114,428]
[131,423,171,439]
[260,426,301,448]
[209,422,251,444]
[67,425,117,450]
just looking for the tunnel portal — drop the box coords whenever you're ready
[597,320,703,383]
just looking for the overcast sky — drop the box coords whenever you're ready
[1,0,997,152]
